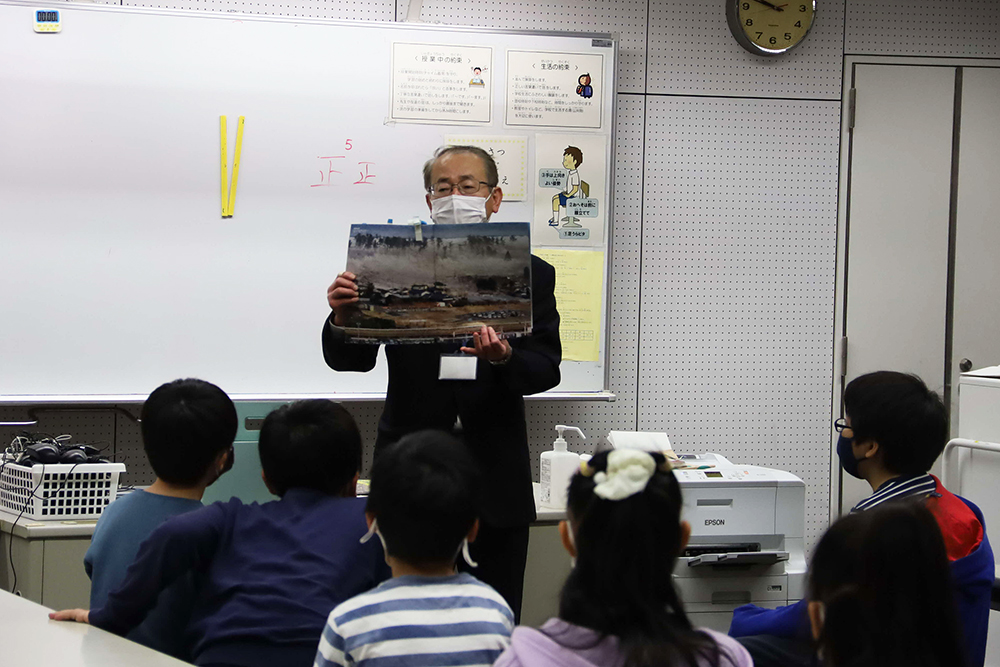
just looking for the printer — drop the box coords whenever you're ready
[672,453,807,632]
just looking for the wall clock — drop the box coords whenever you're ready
[727,0,815,56]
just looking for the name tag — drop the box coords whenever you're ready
[439,354,478,380]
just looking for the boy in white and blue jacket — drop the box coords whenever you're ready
[315,430,513,667]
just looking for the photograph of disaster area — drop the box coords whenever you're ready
[341,222,533,342]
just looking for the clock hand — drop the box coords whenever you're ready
[754,0,786,10]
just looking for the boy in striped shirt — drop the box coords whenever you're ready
[314,430,514,667]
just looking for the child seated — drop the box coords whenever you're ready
[84,377,237,659]
[730,371,994,667]
[807,501,967,667]
[494,449,751,667]
[53,399,390,667]
[314,430,513,667]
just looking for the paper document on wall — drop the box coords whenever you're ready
[534,248,603,361]
[505,50,604,129]
[390,43,493,124]
[443,135,528,200]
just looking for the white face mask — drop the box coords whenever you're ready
[360,518,479,568]
[430,194,490,225]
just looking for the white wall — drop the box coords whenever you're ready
[2,0,999,548]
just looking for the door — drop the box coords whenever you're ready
[951,67,1000,430]
[840,64,955,513]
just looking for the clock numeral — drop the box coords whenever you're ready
[745,18,753,26]
[755,31,763,39]
[742,2,750,8]
[799,4,807,10]
[784,32,792,40]
[795,20,802,27]
[769,36,777,44]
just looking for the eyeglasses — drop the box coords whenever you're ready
[834,418,851,433]
[428,179,492,198]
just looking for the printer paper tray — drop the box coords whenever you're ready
[687,551,789,567]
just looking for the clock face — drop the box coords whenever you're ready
[730,0,815,55]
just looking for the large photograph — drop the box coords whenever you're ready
[342,222,532,343]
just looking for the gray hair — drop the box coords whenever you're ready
[422,145,499,192]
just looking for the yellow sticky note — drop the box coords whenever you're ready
[220,116,229,216]
[227,116,245,217]
[534,248,604,362]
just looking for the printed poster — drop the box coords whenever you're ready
[532,133,607,248]
[533,249,604,362]
[341,223,532,343]
[391,43,493,124]
[505,50,604,129]
[443,135,528,200]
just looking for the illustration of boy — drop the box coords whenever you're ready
[576,73,593,98]
[470,67,485,86]
[549,146,584,228]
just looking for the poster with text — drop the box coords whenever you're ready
[391,43,493,124]
[533,248,604,362]
[532,134,607,248]
[443,135,528,200]
[505,50,604,129]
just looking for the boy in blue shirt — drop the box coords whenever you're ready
[84,377,237,660]
[54,400,391,667]
[315,430,513,667]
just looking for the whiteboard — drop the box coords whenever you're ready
[0,1,616,401]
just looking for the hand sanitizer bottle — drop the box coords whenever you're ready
[540,425,585,509]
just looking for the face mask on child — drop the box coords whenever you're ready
[430,194,490,225]
[360,518,478,568]
[837,434,865,479]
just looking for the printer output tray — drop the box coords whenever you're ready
[687,551,789,567]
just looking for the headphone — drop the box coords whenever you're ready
[16,442,105,466]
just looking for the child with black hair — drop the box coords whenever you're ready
[314,430,514,667]
[495,448,750,667]
[53,399,390,667]
[731,371,994,667]
[808,501,966,667]
[84,377,237,659]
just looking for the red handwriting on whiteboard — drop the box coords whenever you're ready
[310,142,376,188]
[311,155,346,187]
[354,162,376,185]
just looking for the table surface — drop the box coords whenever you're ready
[0,485,566,539]
[0,589,192,667]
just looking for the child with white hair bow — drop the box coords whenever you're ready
[493,448,752,667]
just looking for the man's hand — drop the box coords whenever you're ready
[461,325,512,364]
[49,609,90,624]
[327,272,359,326]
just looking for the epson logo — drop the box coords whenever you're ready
[704,518,725,526]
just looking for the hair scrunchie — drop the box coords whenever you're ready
[593,449,656,501]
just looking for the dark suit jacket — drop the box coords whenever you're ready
[322,255,562,527]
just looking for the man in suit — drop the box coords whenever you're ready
[322,146,562,620]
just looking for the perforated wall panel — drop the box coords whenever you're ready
[640,96,839,544]
[396,0,648,93]
[647,0,845,100]
[525,93,645,472]
[846,0,1000,58]
[122,0,394,21]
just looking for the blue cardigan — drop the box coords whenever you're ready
[729,497,994,667]
[90,489,391,667]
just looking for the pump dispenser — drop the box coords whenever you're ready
[540,425,585,509]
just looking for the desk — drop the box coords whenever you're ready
[0,589,191,667]
[0,487,573,624]
[520,484,572,626]
[0,509,94,609]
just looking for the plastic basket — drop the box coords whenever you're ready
[0,461,126,520]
